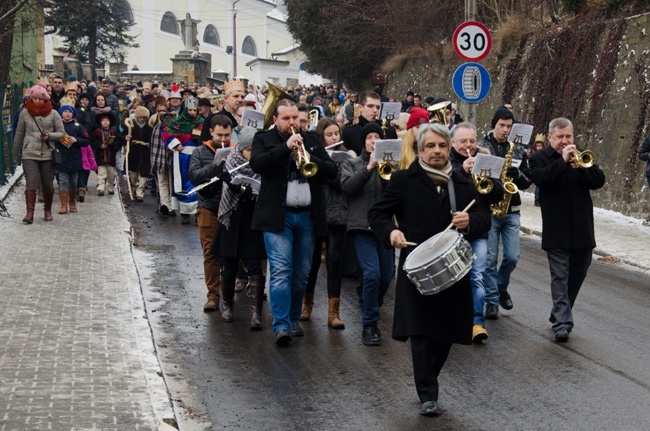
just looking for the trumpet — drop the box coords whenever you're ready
[466,150,493,194]
[570,149,595,169]
[378,161,396,180]
[290,127,318,178]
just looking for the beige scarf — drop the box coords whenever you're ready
[419,158,452,192]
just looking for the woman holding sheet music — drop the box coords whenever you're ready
[208,127,267,330]
[301,118,354,329]
[340,122,395,346]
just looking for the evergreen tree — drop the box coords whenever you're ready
[45,0,138,79]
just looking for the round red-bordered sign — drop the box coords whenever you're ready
[452,21,492,62]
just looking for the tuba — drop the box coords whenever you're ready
[262,82,295,130]
[427,101,449,127]
[491,142,518,217]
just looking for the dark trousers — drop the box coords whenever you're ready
[546,247,592,331]
[221,257,262,303]
[305,225,347,298]
[23,159,55,193]
[410,336,452,403]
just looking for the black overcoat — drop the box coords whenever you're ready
[211,196,266,259]
[528,146,606,250]
[368,161,490,344]
[250,128,337,236]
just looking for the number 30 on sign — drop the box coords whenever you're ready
[452,21,492,62]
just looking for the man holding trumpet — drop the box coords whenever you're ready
[250,98,337,346]
[529,117,605,342]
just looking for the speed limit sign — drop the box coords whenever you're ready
[453,21,492,62]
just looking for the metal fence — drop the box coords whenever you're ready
[1,82,32,186]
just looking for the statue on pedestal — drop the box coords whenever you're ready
[180,13,201,51]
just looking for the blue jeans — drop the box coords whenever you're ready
[484,213,521,306]
[263,210,316,334]
[469,238,488,326]
[352,231,394,327]
[77,169,90,190]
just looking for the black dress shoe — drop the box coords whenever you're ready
[362,324,381,346]
[485,303,499,320]
[554,328,569,342]
[275,329,292,346]
[499,291,513,310]
[291,322,304,337]
[181,214,190,224]
[419,400,439,416]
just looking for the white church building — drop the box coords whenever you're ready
[45,0,324,86]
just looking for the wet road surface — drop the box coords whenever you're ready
[123,185,650,431]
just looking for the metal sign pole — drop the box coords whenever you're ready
[465,0,477,126]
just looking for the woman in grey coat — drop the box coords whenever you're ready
[12,85,65,223]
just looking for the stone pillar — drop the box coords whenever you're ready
[109,62,128,81]
[81,64,93,81]
[53,54,64,78]
[95,68,106,80]
[171,53,211,85]
[66,58,80,80]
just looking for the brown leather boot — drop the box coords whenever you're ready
[43,192,54,221]
[300,292,314,321]
[328,297,345,329]
[58,191,69,214]
[68,191,77,213]
[23,190,36,224]
[249,274,265,331]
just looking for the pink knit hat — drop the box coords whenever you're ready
[29,85,51,101]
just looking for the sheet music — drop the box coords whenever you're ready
[213,147,233,165]
[507,123,534,146]
[471,153,505,179]
[379,102,402,121]
[231,175,261,194]
[374,139,402,162]
[241,109,265,130]
[327,150,354,163]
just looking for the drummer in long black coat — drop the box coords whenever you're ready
[368,123,490,417]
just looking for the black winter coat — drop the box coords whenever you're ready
[126,123,152,177]
[211,196,266,259]
[55,120,90,173]
[250,128,337,236]
[448,147,503,239]
[368,161,490,344]
[90,128,122,167]
[529,146,606,250]
[340,150,387,232]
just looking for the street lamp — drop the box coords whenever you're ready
[232,0,241,77]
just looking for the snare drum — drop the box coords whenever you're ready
[403,231,475,295]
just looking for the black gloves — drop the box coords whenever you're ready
[506,166,521,180]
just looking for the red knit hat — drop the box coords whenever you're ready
[407,107,428,130]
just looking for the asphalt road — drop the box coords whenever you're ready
[123,185,650,431]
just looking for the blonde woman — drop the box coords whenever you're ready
[399,107,429,170]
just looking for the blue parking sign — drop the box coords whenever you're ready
[452,62,491,103]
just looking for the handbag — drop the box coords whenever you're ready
[31,114,60,164]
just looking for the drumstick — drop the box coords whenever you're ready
[428,199,476,249]
[405,241,417,246]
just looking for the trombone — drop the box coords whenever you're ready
[290,127,318,178]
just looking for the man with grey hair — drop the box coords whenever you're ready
[529,117,605,342]
[368,123,490,415]
[450,122,503,342]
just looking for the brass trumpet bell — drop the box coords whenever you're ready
[473,175,493,194]
[572,150,595,169]
[301,161,318,178]
[378,162,396,180]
